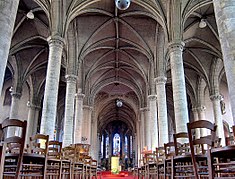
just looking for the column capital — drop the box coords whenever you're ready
[168,41,185,53]
[83,105,93,111]
[28,104,41,111]
[155,76,167,84]
[210,94,222,101]
[140,107,148,112]
[148,95,157,101]
[65,74,77,83]
[75,93,85,100]
[191,107,198,113]
[11,92,22,99]
[197,106,206,112]
[47,35,65,48]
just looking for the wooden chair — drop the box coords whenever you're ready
[164,141,175,178]
[0,119,27,179]
[20,134,49,178]
[156,146,165,179]
[207,125,235,178]
[61,145,75,179]
[144,152,158,179]
[46,140,62,178]
[172,132,192,178]
[187,120,217,179]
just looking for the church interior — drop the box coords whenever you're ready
[0,0,235,178]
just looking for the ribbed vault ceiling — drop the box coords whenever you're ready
[4,0,224,136]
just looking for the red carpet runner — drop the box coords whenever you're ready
[100,171,134,179]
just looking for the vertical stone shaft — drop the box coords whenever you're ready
[148,95,158,150]
[169,42,189,133]
[40,36,64,140]
[83,106,92,144]
[0,0,19,94]
[192,107,200,139]
[26,105,40,144]
[197,106,207,137]
[9,92,21,119]
[139,108,146,150]
[63,75,77,147]
[74,93,85,143]
[156,77,169,146]
[91,117,98,159]
[210,95,226,146]
[213,0,235,121]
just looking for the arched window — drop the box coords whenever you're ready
[113,133,120,156]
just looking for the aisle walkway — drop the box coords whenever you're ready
[100,171,135,179]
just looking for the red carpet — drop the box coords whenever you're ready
[101,171,134,179]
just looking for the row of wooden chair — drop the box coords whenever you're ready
[138,120,235,179]
[0,118,98,179]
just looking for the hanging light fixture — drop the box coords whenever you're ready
[116,99,123,107]
[199,18,207,28]
[26,10,34,19]
[115,0,131,10]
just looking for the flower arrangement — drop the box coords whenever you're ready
[111,168,120,174]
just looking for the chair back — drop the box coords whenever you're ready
[187,120,217,177]
[29,134,49,156]
[164,142,175,159]
[0,119,27,179]
[47,140,62,159]
[233,125,235,139]
[156,146,165,163]
[173,132,190,156]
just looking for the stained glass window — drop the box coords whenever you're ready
[113,133,120,156]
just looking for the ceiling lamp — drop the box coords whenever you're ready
[115,0,131,10]
[116,99,123,107]
[26,10,34,19]
[199,19,207,28]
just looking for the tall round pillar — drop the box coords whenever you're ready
[82,106,93,144]
[148,95,158,150]
[213,0,235,121]
[40,35,65,140]
[191,107,200,139]
[155,76,169,146]
[168,41,189,133]
[26,104,41,144]
[63,75,77,147]
[9,92,21,119]
[210,94,226,146]
[0,0,20,94]
[197,106,207,137]
[139,108,146,150]
[74,93,85,143]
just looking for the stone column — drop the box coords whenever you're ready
[74,93,85,143]
[213,0,235,121]
[109,133,113,157]
[0,0,20,95]
[40,35,65,140]
[139,108,146,150]
[62,75,77,147]
[103,133,106,159]
[26,104,41,144]
[191,107,200,139]
[91,117,98,159]
[168,41,189,133]
[8,92,21,136]
[155,76,169,146]
[148,95,158,150]
[9,92,21,119]
[82,106,93,144]
[136,120,141,166]
[210,94,226,146]
[197,106,207,137]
